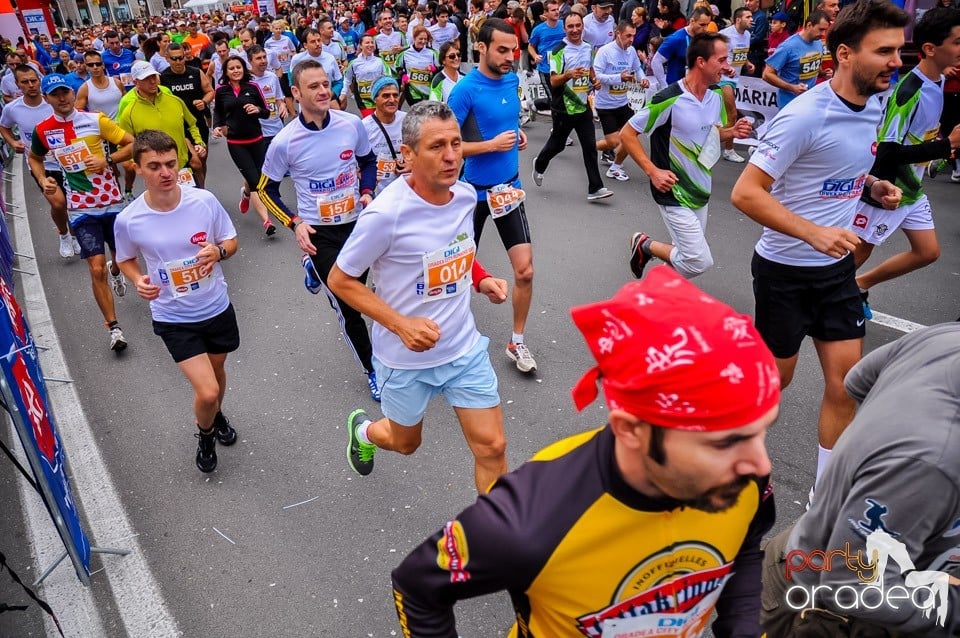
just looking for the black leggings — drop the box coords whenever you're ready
[534,111,604,194]
[227,139,267,190]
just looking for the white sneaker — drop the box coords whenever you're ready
[531,160,544,187]
[58,234,73,258]
[506,342,537,372]
[107,260,126,297]
[952,170,960,183]
[722,149,746,163]
[72,236,81,255]
[586,187,613,202]
[109,326,128,353]
[605,167,629,181]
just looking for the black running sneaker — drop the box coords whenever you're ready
[214,412,237,446]
[629,232,653,279]
[195,427,217,473]
[346,408,376,476]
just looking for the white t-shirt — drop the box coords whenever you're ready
[750,81,882,267]
[1,72,21,99]
[113,186,237,323]
[719,25,751,80]
[289,50,343,89]
[336,177,481,369]
[592,40,644,110]
[250,71,284,137]
[260,110,371,225]
[428,22,460,46]
[0,97,56,170]
[264,34,297,71]
[583,13,615,49]
[362,111,406,195]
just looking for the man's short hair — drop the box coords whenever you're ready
[805,10,828,27]
[292,59,326,86]
[826,0,909,60]
[563,11,584,25]
[133,130,179,164]
[686,31,727,68]
[14,64,39,80]
[733,6,751,21]
[690,6,712,22]
[83,49,102,60]
[615,19,634,33]
[478,17,515,45]
[167,42,184,53]
[302,28,320,41]
[104,30,119,40]
[402,100,456,149]
[913,7,960,55]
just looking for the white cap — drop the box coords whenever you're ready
[131,60,160,80]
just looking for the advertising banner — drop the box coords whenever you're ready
[733,75,780,147]
[0,274,90,584]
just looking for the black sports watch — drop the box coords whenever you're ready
[218,245,228,261]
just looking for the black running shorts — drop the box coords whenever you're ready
[31,169,65,192]
[596,105,634,137]
[751,252,865,359]
[153,303,240,363]
[473,200,532,251]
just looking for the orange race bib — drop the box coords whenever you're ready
[376,155,398,181]
[316,189,358,224]
[177,168,197,188]
[421,236,475,302]
[162,256,213,298]
[53,141,93,173]
[486,184,525,219]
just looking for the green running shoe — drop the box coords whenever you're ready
[346,409,376,476]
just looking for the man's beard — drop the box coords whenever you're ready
[682,475,756,513]
[852,66,888,98]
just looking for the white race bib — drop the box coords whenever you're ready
[421,236,475,302]
[697,126,721,170]
[486,184,525,219]
[161,256,213,298]
[600,575,729,637]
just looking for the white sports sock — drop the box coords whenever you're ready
[357,420,374,445]
[815,445,831,483]
[511,333,524,345]
[610,163,622,171]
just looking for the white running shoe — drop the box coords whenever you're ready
[605,167,629,181]
[722,149,746,163]
[107,260,126,297]
[506,342,537,372]
[71,235,81,255]
[586,187,614,201]
[109,327,128,352]
[58,234,73,258]
[532,160,544,187]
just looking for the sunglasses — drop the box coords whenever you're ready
[86,61,103,67]
[446,53,460,59]
[168,56,185,61]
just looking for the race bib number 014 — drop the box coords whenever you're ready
[421,236,475,302]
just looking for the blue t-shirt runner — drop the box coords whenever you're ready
[448,68,522,199]
[528,20,565,74]
[765,32,824,108]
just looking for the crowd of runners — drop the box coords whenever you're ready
[3,0,960,634]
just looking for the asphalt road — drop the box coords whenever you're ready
[2,106,958,637]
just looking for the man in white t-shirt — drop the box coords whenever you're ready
[328,101,510,494]
[731,0,908,495]
[718,7,755,163]
[114,130,239,474]
[428,6,461,46]
[361,77,407,195]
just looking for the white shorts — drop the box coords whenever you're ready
[852,196,934,246]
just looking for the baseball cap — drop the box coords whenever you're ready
[226,15,236,21]
[131,60,160,80]
[41,74,70,94]
[177,20,186,26]
[771,11,789,21]
[594,0,615,6]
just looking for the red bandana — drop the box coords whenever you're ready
[570,267,780,431]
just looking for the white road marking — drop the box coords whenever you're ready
[8,159,181,637]
[870,311,927,334]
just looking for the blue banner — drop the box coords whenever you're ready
[0,273,90,582]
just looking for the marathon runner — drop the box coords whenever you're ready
[450,18,540,373]
[264,19,298,115]
[650,7,714,89]
[392,268,778,637]
[731,0,907,493]
[532,13,614,202]
[718,7,755,163]
[592,20,647,181]
[582,0,615,49]
[853,7,960,319]
[113,130,239,474]
[316,16,349,69]
[257,60,381,402]
[362,77,406,195]
[427,5,460,47]
[289,28,345,109]
[343,34,391,116]
[396,26,438,106]
[159,42,215,188]
[248,44,287,146]
[101,30,136,89]
[762,11,830,109]
[29,74,135,353]
[374,10,407,76]
[527,0,566,114]
[328,101,510,494]
[624,32,751,280]
[0,64,78,259]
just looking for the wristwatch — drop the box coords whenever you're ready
[218,245,228,261]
